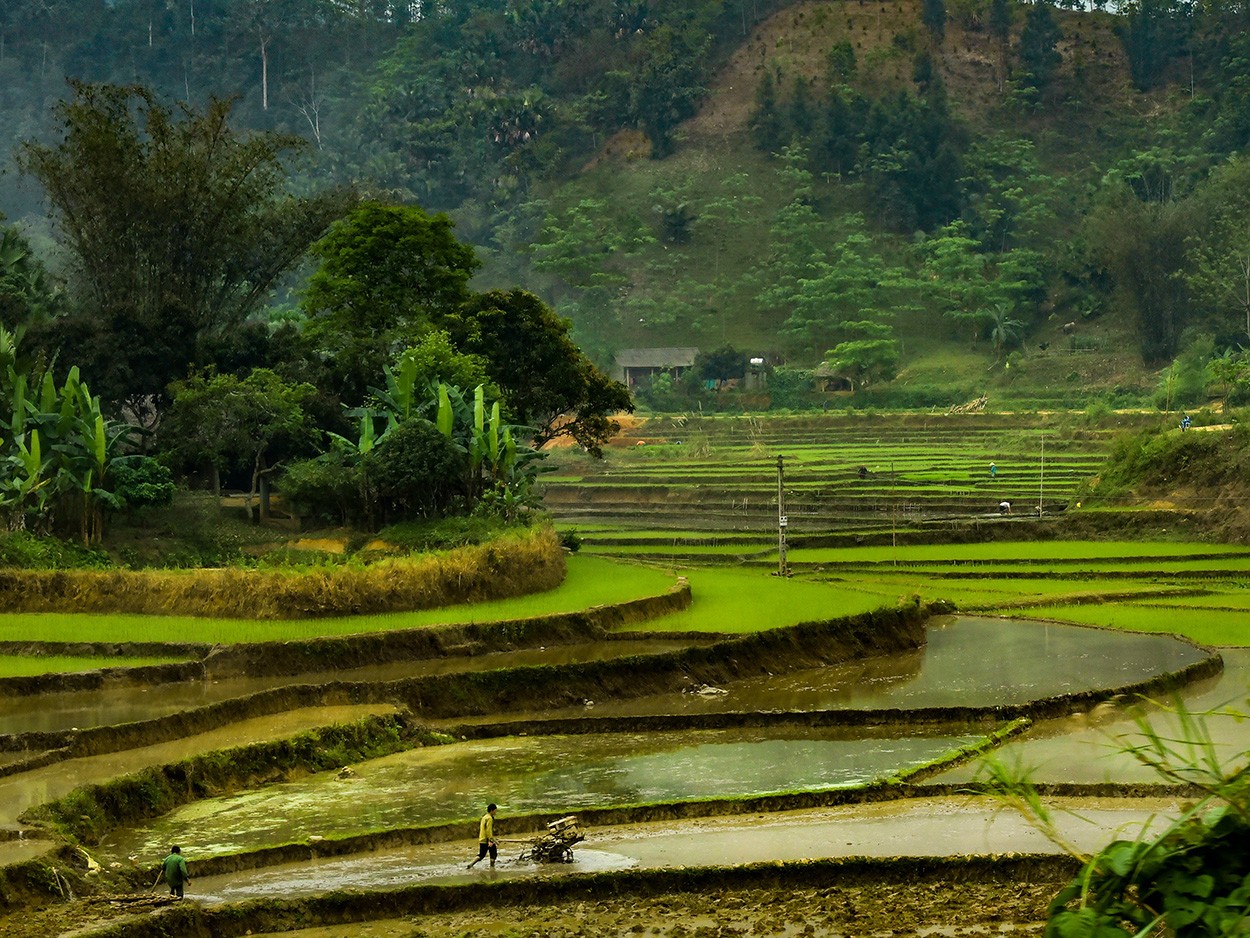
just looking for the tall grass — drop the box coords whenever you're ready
[0,555,679,644]
[0,527,565,619]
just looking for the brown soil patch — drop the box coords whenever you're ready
[292,537,348,554]
[544,414,649,449]
[582,129,652,170]
[396,882,1059,938]
[0,878,1061,937]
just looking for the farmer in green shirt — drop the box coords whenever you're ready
[162,845,190,898]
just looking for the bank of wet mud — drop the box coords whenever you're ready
[21,854,1084,938]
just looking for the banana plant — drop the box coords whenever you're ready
[327,406,383,462]
[2,429,51,531]
[369,354,421,432]
[426,381,548,508]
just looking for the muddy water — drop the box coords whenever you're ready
[0,639,699,735]
[0,705,397,838]
[0,618,1201,735]
[187,796,1179,905]
[450,616,1211,723]
[935,647,1250,786]
[100,726,987,862]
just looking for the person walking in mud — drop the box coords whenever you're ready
[161,845,190,898]
[467,803,498,869]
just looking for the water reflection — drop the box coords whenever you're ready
[490,616,1212,722]
[0,639,702,735]
[100,727,986,862]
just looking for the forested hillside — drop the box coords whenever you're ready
[4,0,1250,410]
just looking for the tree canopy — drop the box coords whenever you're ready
[450,289,633,456]
[301,201,480,401]
[18,81,353,418]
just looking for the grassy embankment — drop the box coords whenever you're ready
[0,554,668,648]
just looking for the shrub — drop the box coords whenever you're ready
[377,515,513,551]
[0,532,110,569]
[280,453,364,526]
[110,457,176,514]
[364,419,468,522]
[767,366,817,410]
[1098,422,1250,493]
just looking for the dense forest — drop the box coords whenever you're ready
[4,0,1250,422]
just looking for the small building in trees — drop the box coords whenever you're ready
[745,357,769,391]
[813,363,854,393]
[613,347,699,387]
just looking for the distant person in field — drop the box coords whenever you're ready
[162,845,190,898]
[1000,501,1011,514]
[467,803,498,869]
[989,462,997,478]
[1181,414,1191,431]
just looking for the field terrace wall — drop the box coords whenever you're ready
[142,722,1032,881]
[0,582,693,761]
[14,604,937,843]
[383,600,935,718]
[78,856,1086,938]
[0,580,695,705]
[21,714,432,850]
[0,605,1222,765]
[201,579,695,678]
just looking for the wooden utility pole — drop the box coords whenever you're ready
[776,455,789,576]
[1038,434,1045,517]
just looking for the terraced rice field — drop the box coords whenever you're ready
[545,413,1138,535]
[1,413,1245,936]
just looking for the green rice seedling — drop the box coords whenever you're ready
[0,655,188,677]
[995,604,1250,646]
[788,541,1250,565]
[621,566,892,634]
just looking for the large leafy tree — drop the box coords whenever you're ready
[162,368,320,516]
[18,81,353,420]
[301,201,480,401]
[1087,152,1200,362]
[823,320,901,390]
[449,289,632,456]
[1186,156,1250,343]
[0,223,61,334]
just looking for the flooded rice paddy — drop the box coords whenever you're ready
[187,796,1179,904]
[0,638,704,735]
[935,647,1250,786]
[100,726,987,861]
[92,615,1226,884]
[0,604,1240,936]
[450,616,1212,723]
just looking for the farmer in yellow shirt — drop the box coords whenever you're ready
[467,803,498,869]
